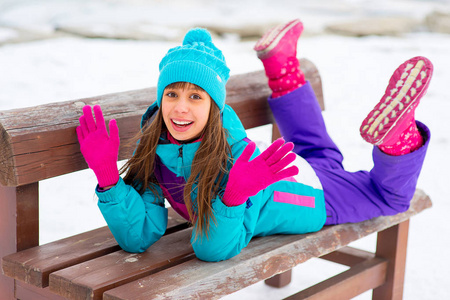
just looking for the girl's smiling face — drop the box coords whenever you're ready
[161,83,212,141]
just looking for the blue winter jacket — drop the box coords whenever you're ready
[96,103,326,261]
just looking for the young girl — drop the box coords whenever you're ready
[77,20,433,262]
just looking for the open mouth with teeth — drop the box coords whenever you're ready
[172,119,193,126]
[171,119,194,131]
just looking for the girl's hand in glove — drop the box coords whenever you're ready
[76,105,120,188]
[223,138,298,206]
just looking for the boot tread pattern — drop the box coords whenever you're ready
[360,57,432,145]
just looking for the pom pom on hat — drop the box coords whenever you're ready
[157,28,230,111]
[182,28,212,45]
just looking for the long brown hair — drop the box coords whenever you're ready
[121,82,232,239]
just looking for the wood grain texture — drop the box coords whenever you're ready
[103,191,430,300]
[49,229,195,300]
[2,226,119,288]
[1,208,187,288]
[0,59,322,186]
[15,281,66,300]
[15,183,40,251]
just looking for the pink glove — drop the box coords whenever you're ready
[223,138,299,207]
[76,105,120,188]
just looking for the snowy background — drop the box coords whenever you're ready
[1,0,449,299]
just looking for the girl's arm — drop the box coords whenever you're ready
[96,177,168,253]
[190,140,253,261]
[77,104,167,252]
[191,198,251,261]
[191,139,298,262]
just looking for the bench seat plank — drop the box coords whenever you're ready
[91,191,428,300]
[1,209,187,288]
[49,229,195,300]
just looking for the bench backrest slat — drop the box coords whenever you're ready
[0,59,323,187]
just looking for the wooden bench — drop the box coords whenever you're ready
[1,59,432,300]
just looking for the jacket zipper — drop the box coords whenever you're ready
[177,146,183,175]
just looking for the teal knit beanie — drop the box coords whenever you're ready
[157,28,230,111]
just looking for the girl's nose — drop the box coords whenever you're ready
[174,97,189,113]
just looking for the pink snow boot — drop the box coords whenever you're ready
[254,19,306,98]
[360,56,433,155]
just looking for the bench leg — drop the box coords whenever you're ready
[272,123,282,141]
[373,220,409,300]
[0,183,39,299]
[0,185,16,299]
[265,270,292,288]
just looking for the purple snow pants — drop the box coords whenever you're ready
[268,82,430,225]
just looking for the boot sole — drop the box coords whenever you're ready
[360,56,433,145]
[254,19,303,59]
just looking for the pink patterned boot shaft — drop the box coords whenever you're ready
[254,19,306,97]
[378,118,423,155]
[360,56,433,154]
[268,57,305,98]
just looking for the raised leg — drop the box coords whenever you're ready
[268,82,343,170]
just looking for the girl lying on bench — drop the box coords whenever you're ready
[76,20,433,261]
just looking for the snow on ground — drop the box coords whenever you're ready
[1,0,449,299]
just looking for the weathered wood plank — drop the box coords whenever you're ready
[2,226,119,288]
[15,281,66,300]
[49,228,195,300]
[103,191,430,300]
[1,208,187,288]
[0,59,322,186]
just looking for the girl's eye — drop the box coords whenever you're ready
[190,94,201,100]
[166,92,177,98]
